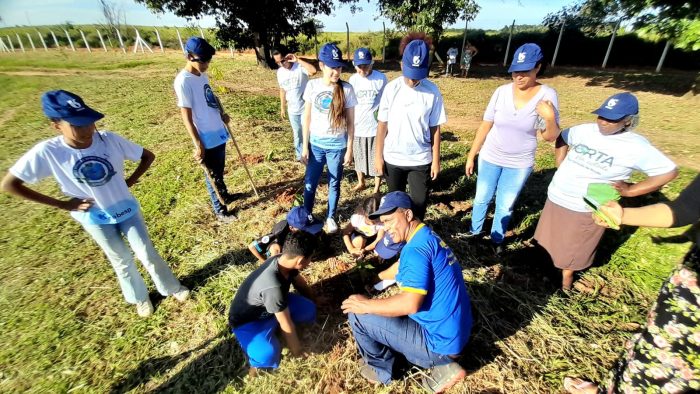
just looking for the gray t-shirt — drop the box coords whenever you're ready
[228,256,298,328]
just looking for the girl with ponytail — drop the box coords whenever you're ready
[301,43,357,233]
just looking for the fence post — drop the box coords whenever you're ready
[6,35,14,51]
[503,20,515,67]
[655,39,671,73]
[115,28,126,53]
[176,28,185,54]
[154,28,164,53]
[50,31,60,49]
[37,30,48,51]
[199,27,205,39]
[460,17,468,57]
[80,30,91,52]
[16,34,25,52]
[26,33,36,51]
[382,22,386,61]
[63,29,75,51]
[230,45,234,58]
[552,17,565,67]
[345,22,350,59]
[0,38,10,53]
[602,18,621,69]
[96,29,107,51]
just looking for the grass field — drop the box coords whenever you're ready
[0,50,698,394]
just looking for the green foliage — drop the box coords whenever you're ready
[376,0,480,40]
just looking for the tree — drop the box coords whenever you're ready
[376,0,480,42]
[137,0,355,67]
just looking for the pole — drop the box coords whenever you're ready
[655,39,671,73]
[26,33,36,51]
[64,29,75,51]
[552,18,565,67]
[80,30,91,52]
[214,96,260,198]
[382,22,386,61]
[602,18,621,69]
[37,30,48,51]
[176,28,185,54]
[460,17,469,56]
[6,35,15,51]
[230,46,234,58]
[345,22,350,59]
[199,27,205,39]
[96,29,107,51]
[50,31,59,49]
[115,28,125,53]
[0,38,9,53]
[503,20,515,67]
[154,28,164,53]
[16,34,25,53]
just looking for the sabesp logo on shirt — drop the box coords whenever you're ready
[203,84,220,110]
[73,156,116,186]
[313,91,333,113]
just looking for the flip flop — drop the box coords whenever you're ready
[563,377,598,394]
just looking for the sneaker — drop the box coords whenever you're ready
[222,192,243,204]
[325,217,338,234]
[359,363,381,385]
[136,299,154,317]
[454,232,481,240]
[216,211,238,223]
[420,362,466,393]
[172,286,190,302]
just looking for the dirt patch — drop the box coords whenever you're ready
[274,186,298,206]
[242,154,264,164]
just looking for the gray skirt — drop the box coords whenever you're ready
[534,198,606,271]
[353,136,378,177]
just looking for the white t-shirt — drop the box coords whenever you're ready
[277,63,310,116]
[447,48,458,64]
[377,77,447,166]
[349,71,388,138]
[303,78,357,150]
[548,123,677,212]
[9,131,144,225]
[173,69,229,149]
[350,214,382,237]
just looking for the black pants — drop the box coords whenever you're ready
[385,162,431,220]
[202,143,230,214]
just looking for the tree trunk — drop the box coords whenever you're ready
[252,31,274,69]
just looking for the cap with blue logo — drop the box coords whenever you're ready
[508,43,543,73]
[402,40,430,80]
[318,43,345,68]
[185,37,216,60]
[592,92,639,121]
[368,191,413,220]
[375,232,406,260]
[41,90,104,126]
[353,47,372,65]
[286,206,323,235]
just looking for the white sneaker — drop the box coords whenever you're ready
[325,217,338,234]
[172,286,190,302]
[136,299,154,317]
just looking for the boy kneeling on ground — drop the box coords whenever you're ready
[248,206,323,263]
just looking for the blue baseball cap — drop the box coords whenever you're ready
[318,43,345,68]
[185,37,216,60]
[368,191,413,220]
[508,43,543,73]
[286,206,323,235]
[375,232,406,260]
[592,92,639,121]
[353,47,372,65]
[402,40,430,80]
[41,90,104,126]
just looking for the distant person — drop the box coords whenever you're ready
[272,49,317,161]
[463,43,560,253]
[535,92,677,290]
[375,33,447,220]
[342,191,472,393]
[342,194,385,257]
[174,37,238,222]
[446,46,458,76]
[564,174,699,394]
[460,42,478,78]
[248,206,323,263]
[348,47,388,193]
[301,43,357,234]
[1,90,189,318]
[229,231,319,375]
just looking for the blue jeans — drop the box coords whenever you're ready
[202,142,229,215]
[348,313,453,384]
[232,294,316,368]
[304,144,346,219]
[288,112,303,161]
[469,157,532,244]
[81,212,182,304]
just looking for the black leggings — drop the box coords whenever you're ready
[385,162,431,220]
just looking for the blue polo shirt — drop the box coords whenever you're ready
[396,223,473,355]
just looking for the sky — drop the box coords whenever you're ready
[0,0,573,31]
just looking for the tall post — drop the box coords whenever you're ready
[63,29,75,51]
[96,29,107,51]
[656,39,672,73]
[230,45,234,58]
[115,28,126,53]
[0,38,10,53]
[503,20,515,67]
[80,30,91,52]
[199,27,205,39]
[602,18,622,69]
[154,28,164,53]
[176,28,185,54]
[382,21,386,61]
[6,35,15,51]
[50,30,60,49]
[552,18,565,67]
[37,30,48,51]
[16,34,25,52]
[345,22,350,59]
[26,33,36,51]
[460,17,469,56]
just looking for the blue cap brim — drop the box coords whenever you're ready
[508,61,537,73]
[300,221,323,235]
[375,238,405,259]
[368,206,398,220]
[321,59,346,68]
[353,59,372,66]
[63,109,104,126]
[402,66,428,80]
[591,108,628,121]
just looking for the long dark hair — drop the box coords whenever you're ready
[356,194,381,216]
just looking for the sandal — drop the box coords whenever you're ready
[563,377,598,394]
